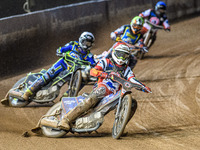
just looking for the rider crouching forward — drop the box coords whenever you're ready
[107,16,148,69]
[139,1,171,48]
[21,32,96,101]
[58,43,151,130]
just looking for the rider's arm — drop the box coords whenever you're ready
[90,59,108,78]
[56,42,73,54]
[139,9,151,18]
[110,25,126,41]
[137,38,145,47]
[67,51,82,60]
[124,67,150,92]
[84,52,96,66]
[163,19,170,31]
[136,38,148,53]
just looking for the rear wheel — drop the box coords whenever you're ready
[112,94,132,139]
[41,102,67,138]
[68,70,82,97]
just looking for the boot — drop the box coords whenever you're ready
[58,117,71,130]
[22,89,32,101]
[58,97,94,130]
[22,77,47,101]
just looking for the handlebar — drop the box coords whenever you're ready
[108,72,149,92]
[145,20,164,30]
[115,38,143,52]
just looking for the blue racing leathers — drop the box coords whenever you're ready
[26,41,96,96]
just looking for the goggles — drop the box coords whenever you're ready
[132,24,142,30]
[82,40,93,47]
[114,50,129,60]
[158,8,166,13]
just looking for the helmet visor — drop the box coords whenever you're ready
[159,8,166,13]
[82,40,93,47]
[115,50,129,60]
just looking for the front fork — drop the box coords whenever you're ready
[144,30,152,46]
[115,97,122,119]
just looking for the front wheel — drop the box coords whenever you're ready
[138,51,145,60]
[68,70,82,97]
[41,102,67,138]
[112,94,132,139]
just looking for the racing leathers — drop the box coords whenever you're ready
[22,41,96,100]
[139,9,170,47]
[58,57,151,130]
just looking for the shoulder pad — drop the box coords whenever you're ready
[69,41,75,45]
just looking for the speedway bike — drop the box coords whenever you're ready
[1,56,96,107]
[31,72,151,139]
[137,19,165,59]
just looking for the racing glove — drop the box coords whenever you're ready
[110,32,117,41]
[141,47,149,53]
[165,28,171,32]
[142,86,152,93]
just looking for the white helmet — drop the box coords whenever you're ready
[79,32,95,52]
[112,43,130,65]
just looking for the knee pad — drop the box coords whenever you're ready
[43,72,52,82]
[91,86,106,99]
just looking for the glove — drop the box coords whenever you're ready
[56,52,65,57]
[141,47,148,53]
[165,28,171,32]
[56,48,63,57]
[142,86,152,93]
[110,32,117,41]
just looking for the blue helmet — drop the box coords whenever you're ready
[155,1,167,16]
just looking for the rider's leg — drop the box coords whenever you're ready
[22,72,51,100]
[58,83,112,130]
[22,58,68,100]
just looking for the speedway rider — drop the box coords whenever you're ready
[99,16,148,69]
[139,1,171,48]
[21,32,96,101]
[58,43,151,130]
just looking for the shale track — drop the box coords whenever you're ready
[0,16,200,150]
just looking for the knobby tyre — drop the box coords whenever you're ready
[41,101,67,138]
[112,94,132,139]
[68,70,82,97]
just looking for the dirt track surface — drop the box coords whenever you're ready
[1,16,200,150]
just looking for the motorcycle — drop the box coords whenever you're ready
[31,72,151,139]
[137,19,165,59]
[1,55,96,107]
[94,40,143,63]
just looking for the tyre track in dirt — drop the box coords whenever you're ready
[0,16,200,150]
